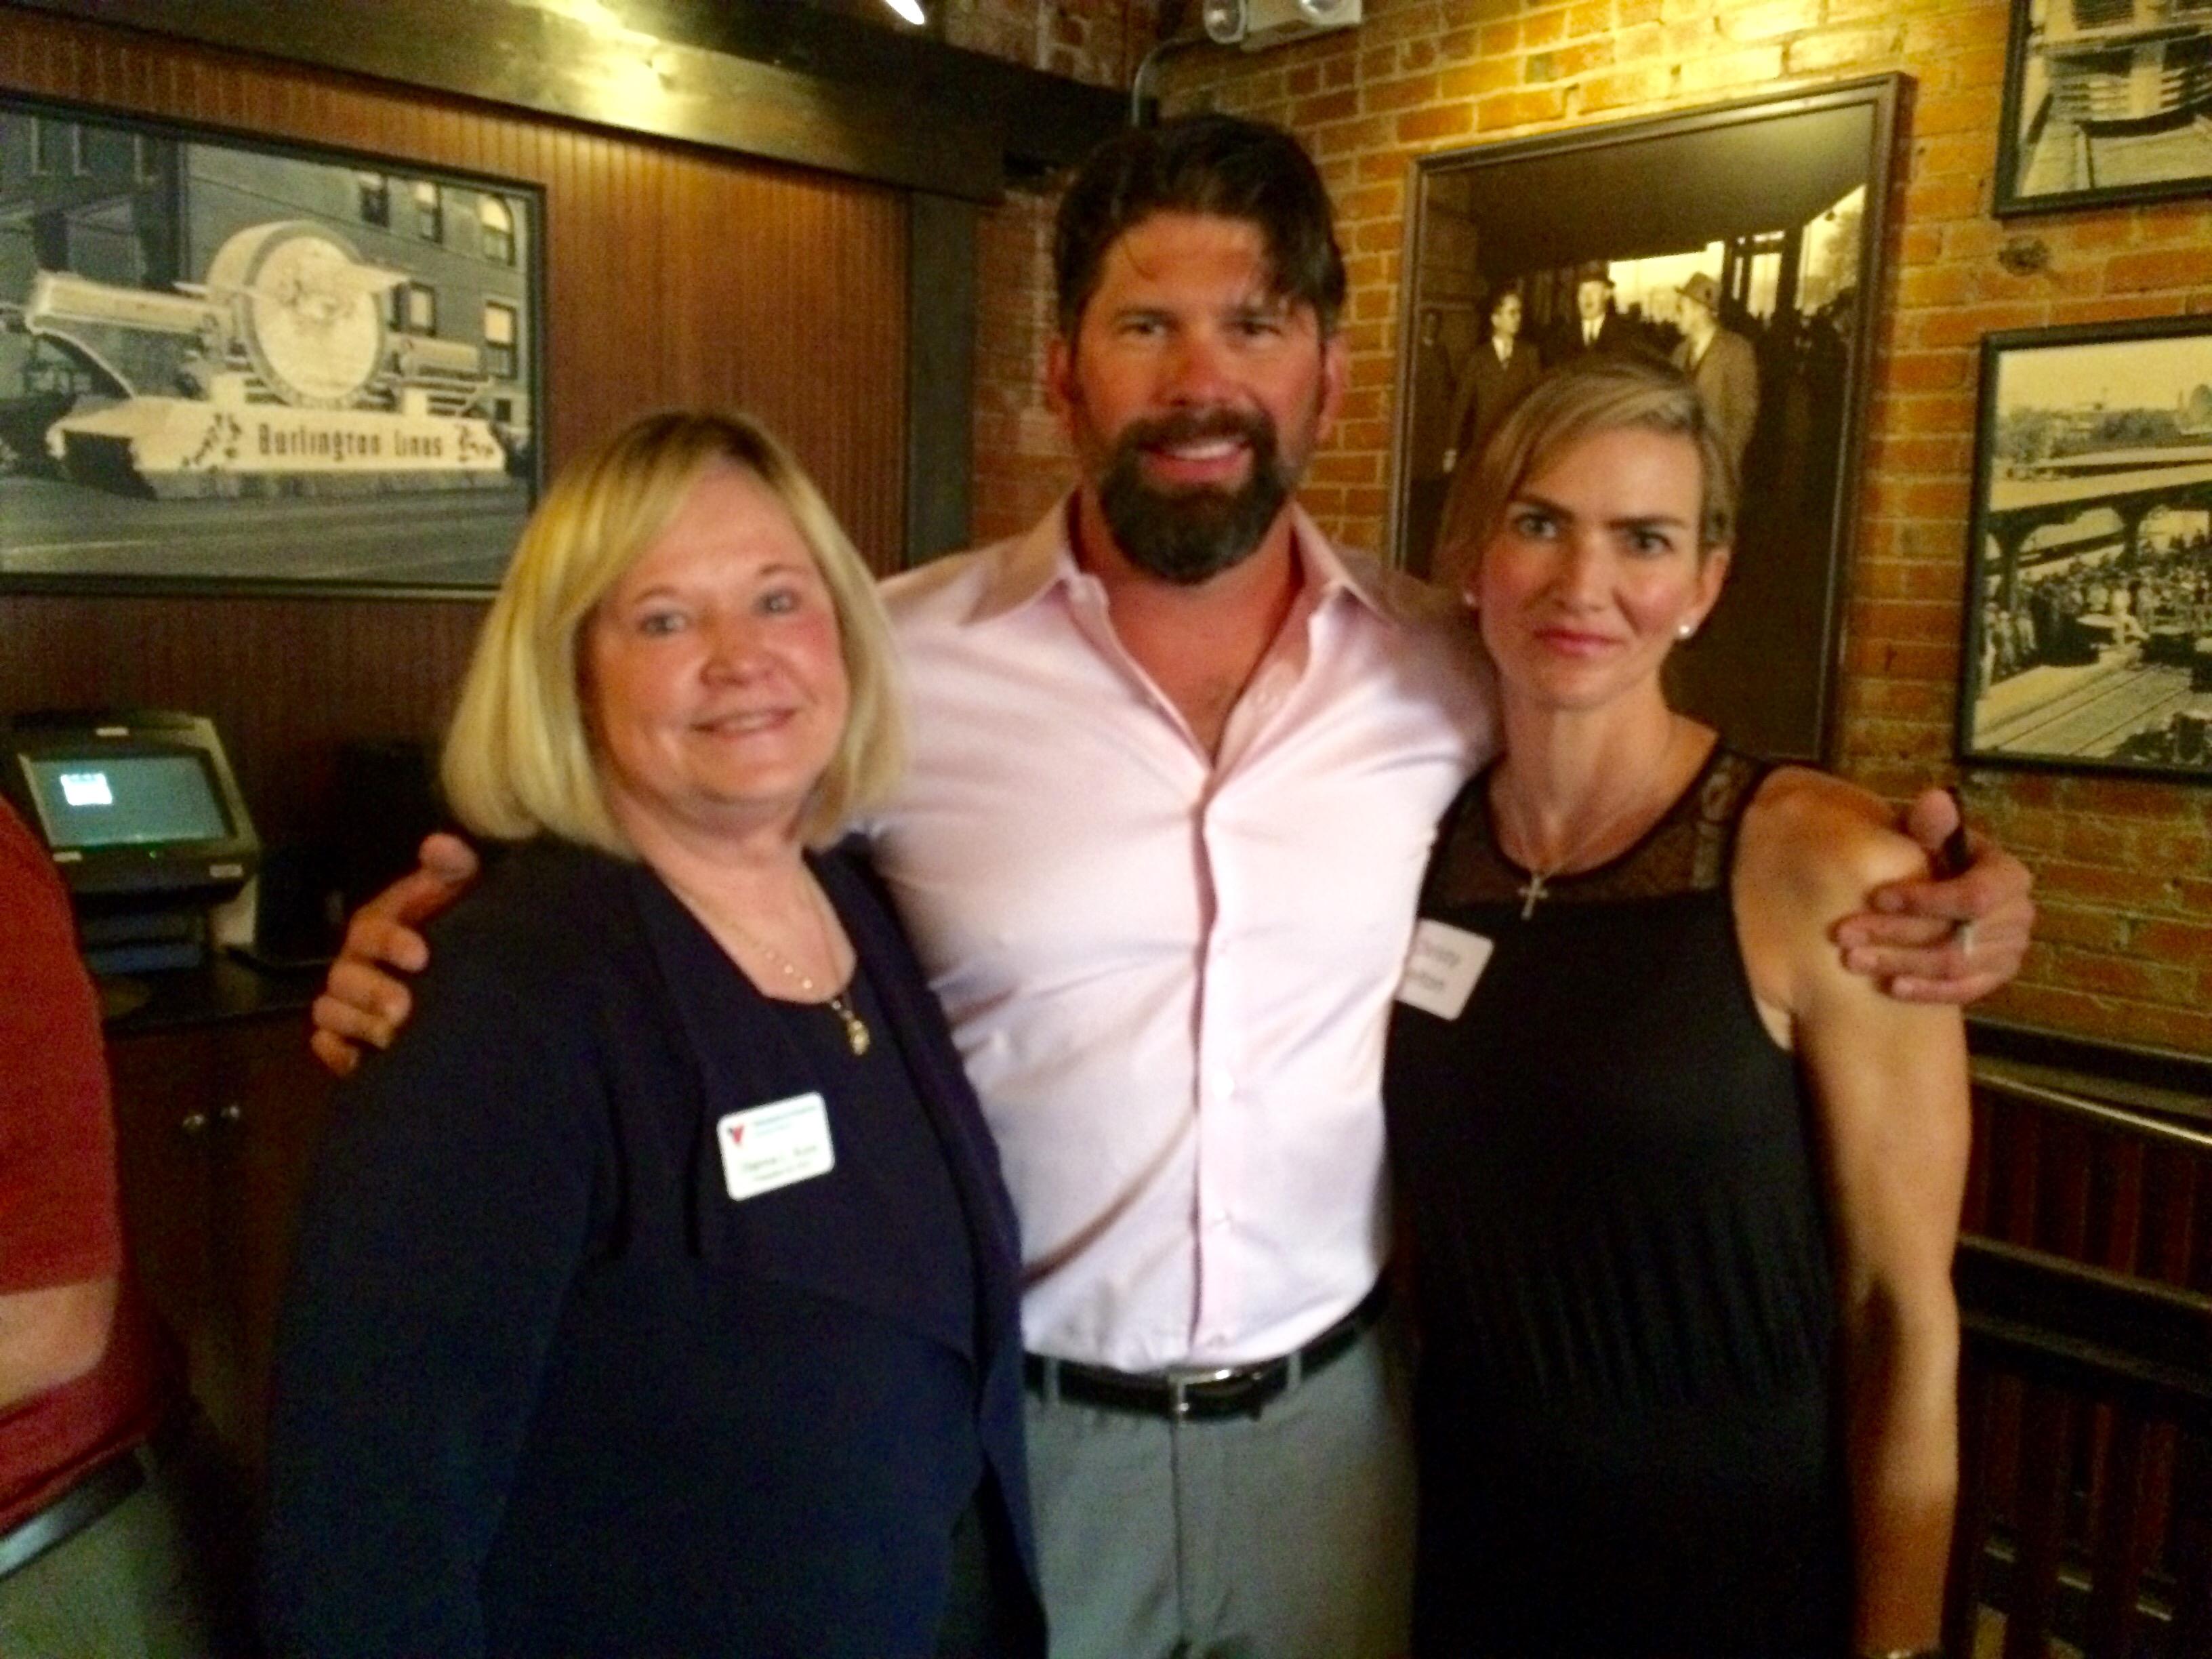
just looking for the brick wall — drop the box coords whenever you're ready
[1149,0,2212,1054]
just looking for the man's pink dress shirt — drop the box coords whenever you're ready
[869,500,1493,1372]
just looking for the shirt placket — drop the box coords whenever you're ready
[1187,590,1329,1355]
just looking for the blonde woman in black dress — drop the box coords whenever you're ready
[1387,356,1968,1657]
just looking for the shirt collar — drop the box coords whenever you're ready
[967,493,1391,626]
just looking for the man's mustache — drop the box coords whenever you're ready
[1111,406,1276,470]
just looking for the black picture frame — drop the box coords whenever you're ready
[1959,314,2212,781]
[1994,0,2212,218]
[1387,75,1903,764]
[0,90,546,598]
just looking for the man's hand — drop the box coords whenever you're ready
[1834,787,2034,1004]
[309,834,480,1077]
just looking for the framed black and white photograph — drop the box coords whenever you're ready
[1388,76,1903,762]
[0,92,543,596]
[1995,0,2212,218]
[1960,316,2212,779]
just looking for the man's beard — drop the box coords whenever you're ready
[1093,407,1297,586]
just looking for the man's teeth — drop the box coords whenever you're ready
[1163,437,1242,459]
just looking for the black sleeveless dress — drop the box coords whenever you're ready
[1383,745,1851,1657]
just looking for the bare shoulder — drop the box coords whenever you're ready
[1739,766,1929,929]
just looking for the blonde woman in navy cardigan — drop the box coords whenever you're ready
[264,412,1042,1658]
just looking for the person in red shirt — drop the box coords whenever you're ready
[0,797,246,1656]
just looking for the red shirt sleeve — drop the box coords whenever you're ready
[0,799,122,1294]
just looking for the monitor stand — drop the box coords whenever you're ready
[80,905,207,977]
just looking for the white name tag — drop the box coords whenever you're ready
[716,1092,836,1202]
[1395,918,1494,1021]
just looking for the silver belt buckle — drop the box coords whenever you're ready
[1166,1364,1242,1419]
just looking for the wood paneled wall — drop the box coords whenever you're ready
[0,9,909,848]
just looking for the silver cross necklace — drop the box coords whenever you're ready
[1492,716,1680,920]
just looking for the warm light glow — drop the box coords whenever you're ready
[883,0,926,22]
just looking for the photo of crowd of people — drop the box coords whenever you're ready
[1391,87,1898,761]
[1964,320,2212,776]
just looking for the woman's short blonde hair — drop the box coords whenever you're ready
[441,409,904,855]
[1432,354,1738,592]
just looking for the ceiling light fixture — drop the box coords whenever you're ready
[882,0,926,23]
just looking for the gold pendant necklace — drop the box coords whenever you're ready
[1496,718,1679,920]
[726,882,873,1056]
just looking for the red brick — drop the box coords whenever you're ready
[1856,560,1963,600]
[1901,8,2007,55]
[1912,89,1996,139]
[1367,73,1442,113]
[1884,350,1971,392]
[1567,0,1613,37]
[2103,245,2212,294]
[2058,216,2132,251]
[2034,904,2133,953]
[1440,59,1521,100]
[1548,38,1617,77]
[1524,7,1569,48]
[1900,224,1945,264]
[1292,89,1360,125]
[2045,949,2197,1004]
[1398,102,1475,144]
[1581,65,1673,111]
[1677,43,1781,91]
[2061,819,2129,863]
[1477,87,1570,130]
[2045,293,2171,328]
[1719,0,1822,42]
[2134,918,2212,967]
[2036,861,2179,910]
[1852,600,1960,642]
[1905,174,1985,222]
[1786,26,1900,75]
[1912,301,2045,348]
[1917,130,1994,182]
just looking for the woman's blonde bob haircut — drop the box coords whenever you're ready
[441,409,905,856]
[1432,354,1740,592]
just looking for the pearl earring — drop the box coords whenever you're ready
[1677,620,1696,640]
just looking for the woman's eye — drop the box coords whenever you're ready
[1510,510,1555,539]
[758,588,800,616]
[637,610,686,636]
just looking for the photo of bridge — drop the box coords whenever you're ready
[1965,325,2212,776]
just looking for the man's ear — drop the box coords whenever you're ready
[1315,329,1351,445]
[1046,333,1080,442]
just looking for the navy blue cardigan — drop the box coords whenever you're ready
[264,840,1042,1657]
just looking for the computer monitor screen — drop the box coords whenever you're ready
[1,713,258,906]
[23,754,232,850]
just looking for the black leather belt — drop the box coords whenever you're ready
[1024,1281,1389,1422]
[0,1446,147,1581]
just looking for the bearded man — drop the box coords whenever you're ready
[311,115,2036,1659]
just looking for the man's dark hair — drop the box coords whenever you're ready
[1052,114,1347,340]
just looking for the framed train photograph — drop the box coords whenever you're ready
[0,91,544,596]
[1995,0,2212,216]
[1960,315,2212,779]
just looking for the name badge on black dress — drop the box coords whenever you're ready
[1395,920,1494,1021]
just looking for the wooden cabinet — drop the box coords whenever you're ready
[107,1000,336,1481]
